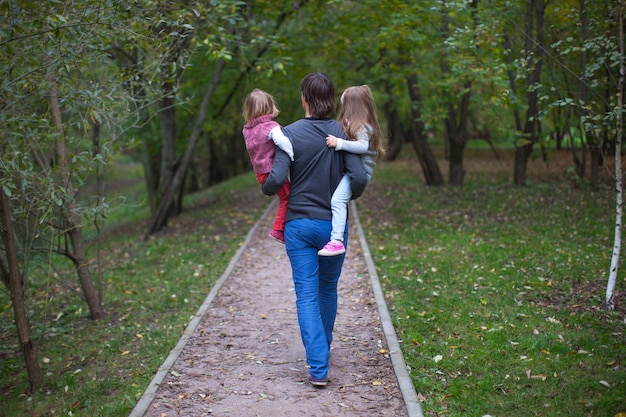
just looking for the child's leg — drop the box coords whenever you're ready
[273,180,290,232]
[257,172,285,243]
[329,175,352,242]
[255,172,269,185]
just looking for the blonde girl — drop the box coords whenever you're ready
[242,89,294,243]
[318,85,384,256]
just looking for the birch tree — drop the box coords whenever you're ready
[606,0,625,310]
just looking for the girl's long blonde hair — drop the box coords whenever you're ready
[243,88,279,124]
[337,85,385,157]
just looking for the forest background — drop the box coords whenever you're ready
[1,0,625,416]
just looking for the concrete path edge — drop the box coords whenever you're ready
[129,200,424,417]
[350,201,424,417]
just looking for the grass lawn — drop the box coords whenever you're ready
[0,148,624,416]
[357,149,625,416]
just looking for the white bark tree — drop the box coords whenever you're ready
[606,0,625,310]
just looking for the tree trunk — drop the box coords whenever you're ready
[503,35,523,132]
[514,0,545,185]
[445,81,472,186]
[382,86,404,161]
[48,71,105,319]
[158,82,177,211]
[606,0,624,310]
[578,0,594,185]
[146,58,227,237]
[406,73,444,186]
[141,131,159,213]
[0,172,43,392]
[438,3,474,186]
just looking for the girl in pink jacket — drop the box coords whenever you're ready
[242,89,294,243]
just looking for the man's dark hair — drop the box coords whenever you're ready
[300,72,336,118]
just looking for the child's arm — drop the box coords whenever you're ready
[269,126,294,161]
[326,130,369,154]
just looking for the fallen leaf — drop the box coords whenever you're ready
[372,380,383,386]
[599,380,611,388]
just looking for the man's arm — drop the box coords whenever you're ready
[343,152,368,199]
[262,148,290,196]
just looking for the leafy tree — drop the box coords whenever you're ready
[117,0,307,235]
[1,0,136,387]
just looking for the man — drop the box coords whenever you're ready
[262,72,368,386]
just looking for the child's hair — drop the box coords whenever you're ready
[243,88,279,124]
[337,85,385,157]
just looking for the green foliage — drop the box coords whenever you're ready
[358,150,625,416]
[0,1,142,324]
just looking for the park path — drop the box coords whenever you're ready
[129,201,423,417]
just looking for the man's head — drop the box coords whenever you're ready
[300,72,336,118]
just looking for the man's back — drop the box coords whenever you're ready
[263,117,367,222]
[283,118,345,221]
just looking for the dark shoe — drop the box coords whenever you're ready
[308,375,328,387]
[269,230,285,244]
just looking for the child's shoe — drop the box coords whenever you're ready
[269,230,285,244]
[318,240,345,256]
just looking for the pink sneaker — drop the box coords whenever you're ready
[318,240,345,256]
[269,230,285,244]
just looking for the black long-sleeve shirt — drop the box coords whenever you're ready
[262,117,368,222]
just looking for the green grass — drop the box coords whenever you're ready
[0,169,266,417]
[357,150,625,417]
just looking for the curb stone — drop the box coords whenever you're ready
[350,200,424,417]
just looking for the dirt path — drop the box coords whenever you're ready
[130,203,421,417]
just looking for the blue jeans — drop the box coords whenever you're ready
[330,173,370,242]
[285,218,348,380]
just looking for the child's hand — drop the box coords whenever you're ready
[326,134,339,148]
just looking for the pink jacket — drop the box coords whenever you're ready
[242,115,280,174]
